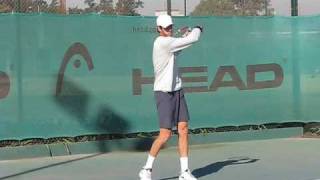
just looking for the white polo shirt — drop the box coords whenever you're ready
[153,28,201,92]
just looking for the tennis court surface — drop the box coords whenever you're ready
[1,138,320,180]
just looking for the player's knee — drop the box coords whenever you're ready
[178,125,188,136]
[158,132,171,143]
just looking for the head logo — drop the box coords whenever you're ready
[56,42,94,96]
[132,63,284,95]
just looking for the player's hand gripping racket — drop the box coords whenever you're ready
[175,26,203,37]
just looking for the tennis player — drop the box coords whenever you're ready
[139,14,203,180]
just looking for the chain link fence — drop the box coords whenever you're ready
[0,0,64,13]
[0,0,319,16]
[0,0,143,15]
[0,0,274,16]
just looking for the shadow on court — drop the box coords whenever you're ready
[158,157,259,180]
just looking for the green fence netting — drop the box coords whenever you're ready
[0,14,320,140]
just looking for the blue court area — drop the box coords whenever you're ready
[1,138,320,180]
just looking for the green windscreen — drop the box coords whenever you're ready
[0,14,319,140]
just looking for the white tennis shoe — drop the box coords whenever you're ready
[179,169,197,180]
[139,168,152,180]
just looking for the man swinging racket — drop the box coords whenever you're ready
[139,14,203,180]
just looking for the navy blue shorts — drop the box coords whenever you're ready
[154,89,190,129]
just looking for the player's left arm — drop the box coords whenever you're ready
[169,27,203,53]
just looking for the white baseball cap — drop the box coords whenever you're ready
[156,14,173,28]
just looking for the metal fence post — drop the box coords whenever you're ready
[167,0,171,15]
[291,0,298,16]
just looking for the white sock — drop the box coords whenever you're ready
[180,157,189,172]
[144,154,155,169]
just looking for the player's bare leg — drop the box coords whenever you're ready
[178,122,189,157]
[149,128,172,156]
[139,128,172,180]
[178,122,197,180]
